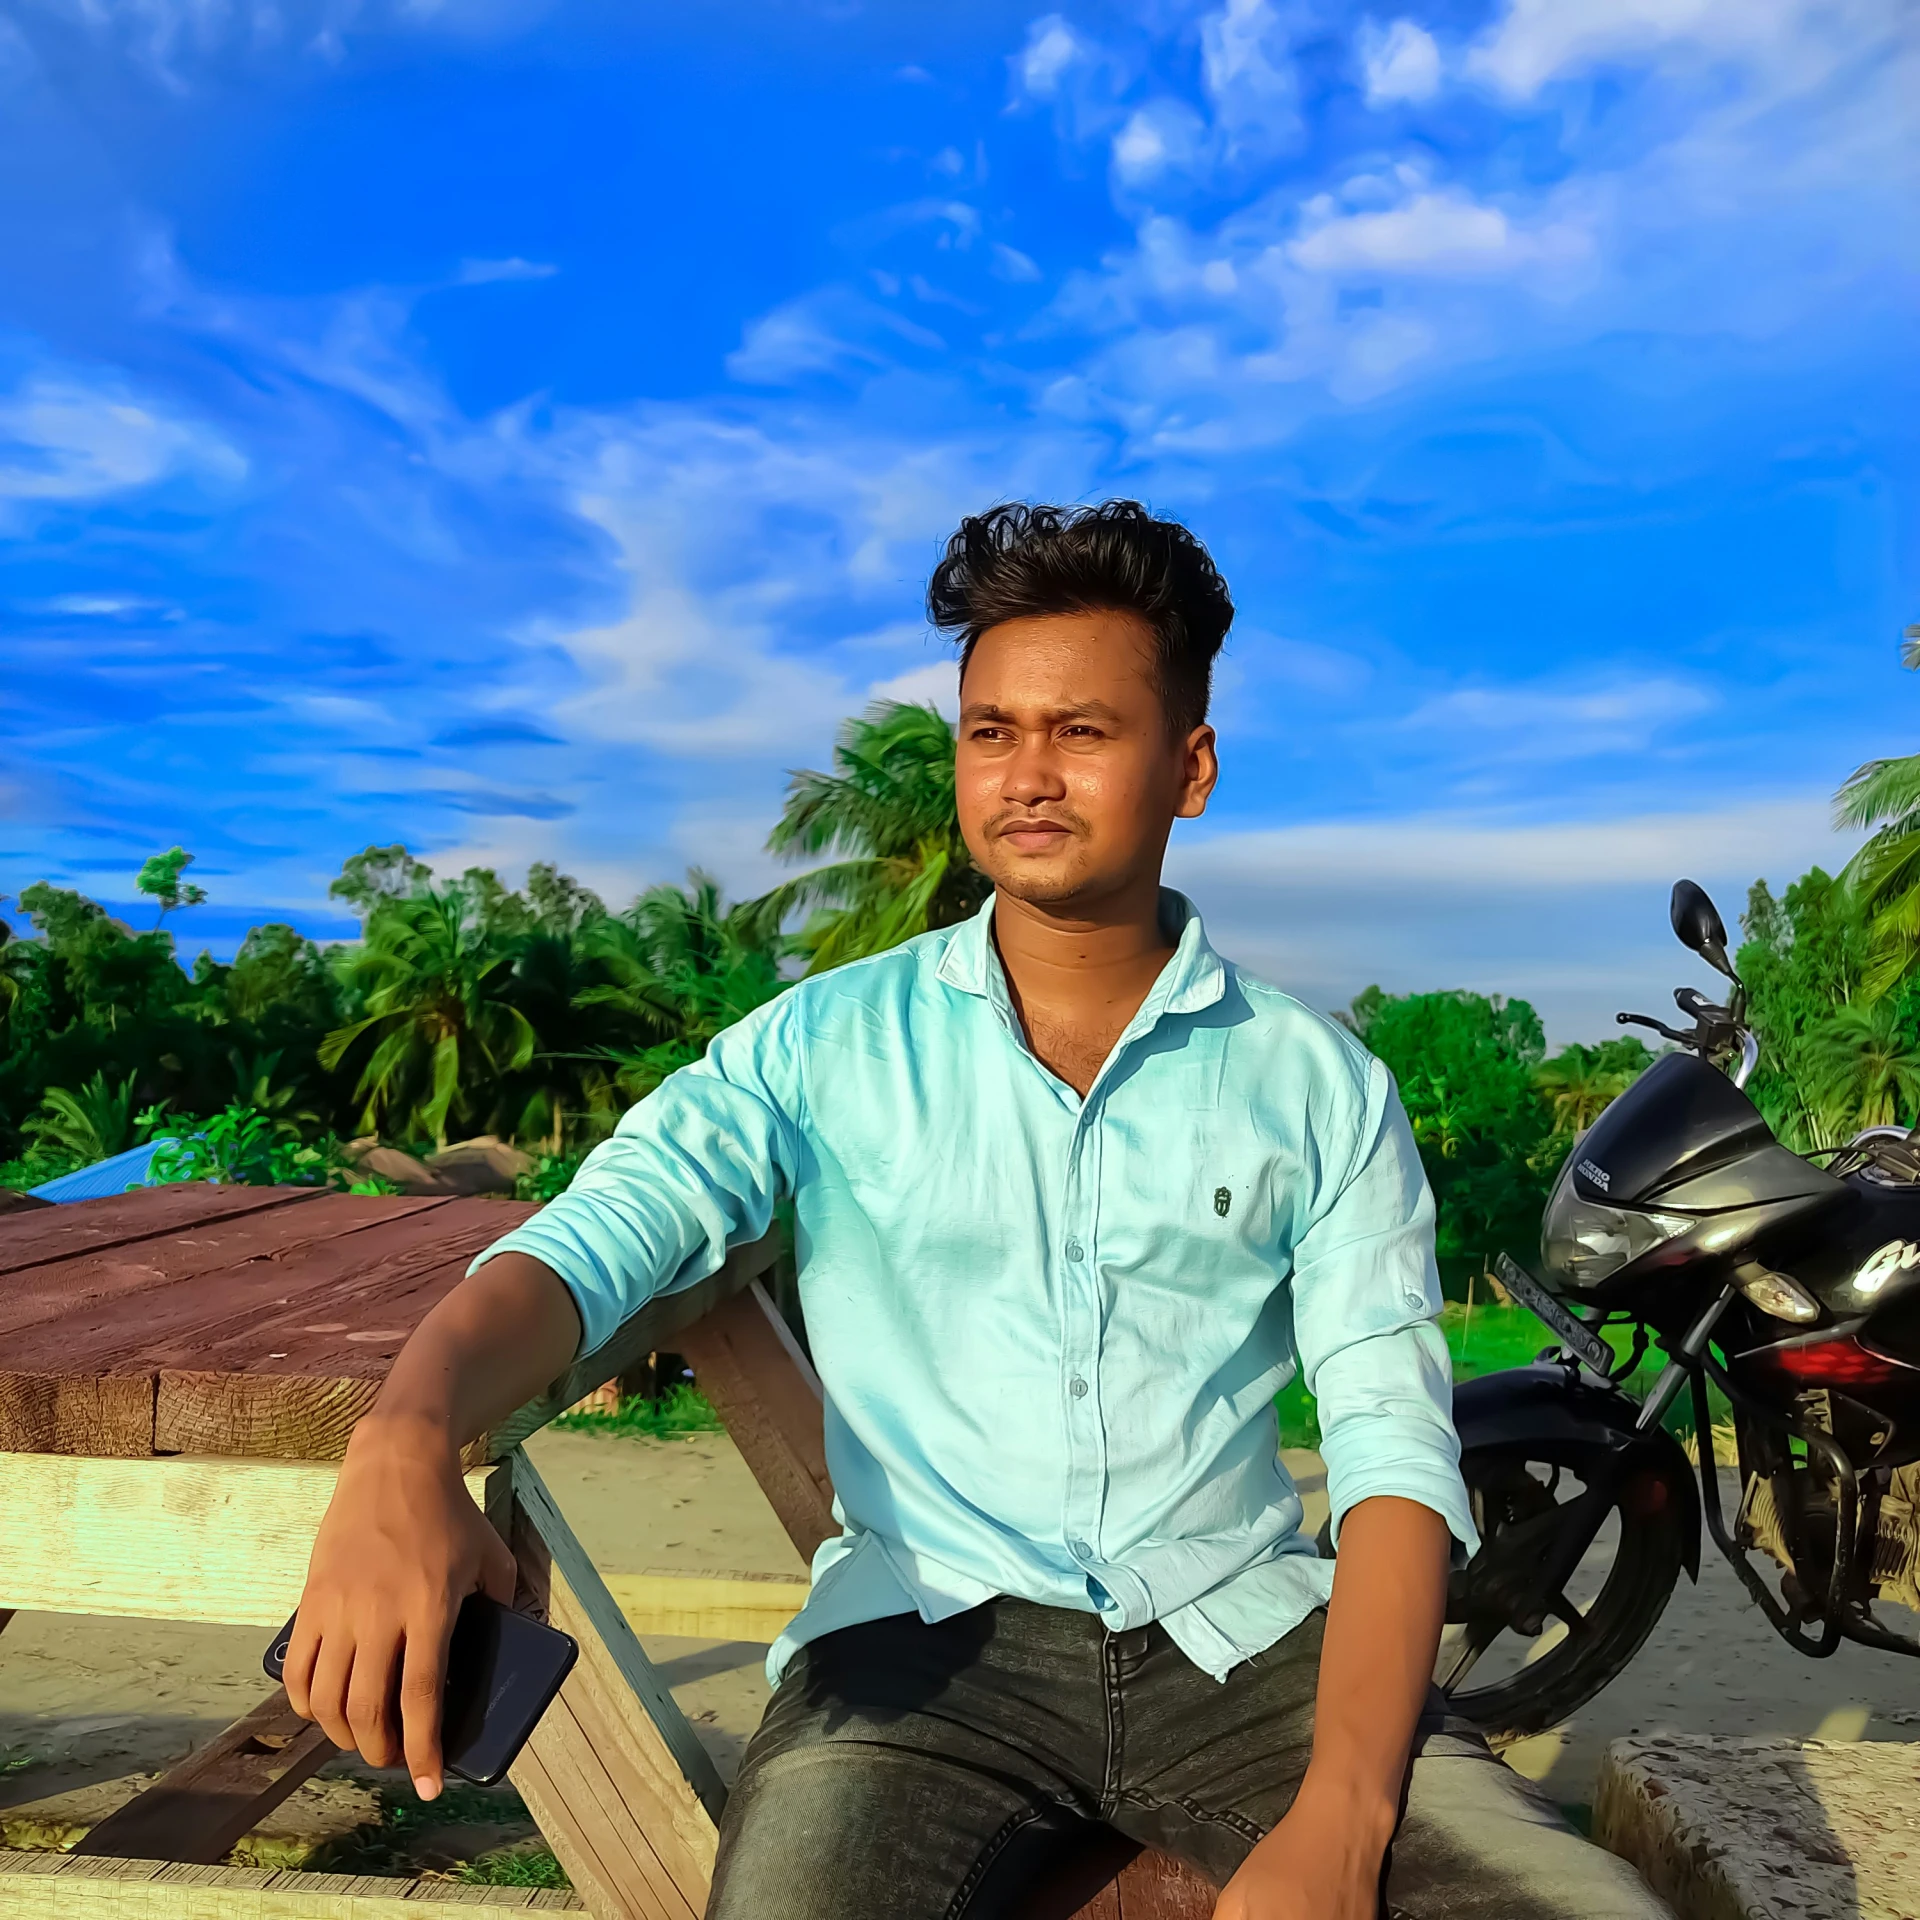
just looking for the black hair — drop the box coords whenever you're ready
[926,499,1234,736]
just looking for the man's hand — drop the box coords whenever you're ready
[283,1415,516,1799]
[281,1252,583,1799]
[1213,1778,1394,1920]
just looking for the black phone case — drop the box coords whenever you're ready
[265,1594,578,1787]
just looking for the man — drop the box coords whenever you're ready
[287,502,1667,1919]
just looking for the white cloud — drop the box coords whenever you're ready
[867,658,959,718]
[0,375,243,504]
[1112,99,1209,185]
[1014,13,1087,98]
[457,256,557,284]
[726,289,945,386]
[1359,16,1443,104]
[1168,794,1861,1039]
[1201,0,1304,137]
[990,242,1044,283]
[1289,186,1587,276]
[1466,0,1867,98]
[1397,677,1718,761]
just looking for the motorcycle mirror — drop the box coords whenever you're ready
[1670,879,1736,981]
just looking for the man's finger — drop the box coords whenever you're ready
[282,1607,320,1720]
[399,1600,456,1800]
[344,1629,405,1771]
[478,1525,518,1606]
[305,1622,359,1754]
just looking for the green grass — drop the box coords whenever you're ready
[301,1782,563,1884]
[454,1846,571,1888]
[552,1380,726,1439]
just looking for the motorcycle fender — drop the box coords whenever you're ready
[1452,1364,1702,1582]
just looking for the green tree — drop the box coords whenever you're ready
[1804,1001,1920,1132]
[751,702,989,972]
[136,847,208,927]
[25,1071,152,1166]
[1534,1037,1653,1135]
[320,880,536,1146]
[329,844,432,921]
[1834,621,1920,997]
[1347,987,1554,1292]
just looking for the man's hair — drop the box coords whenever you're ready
[926,500,1234,736]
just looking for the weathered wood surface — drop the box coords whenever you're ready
[507,1452,722,1920]
[73,1689,335,1865]
[0,1851,583,1914]
[602,1570,809,1643]
[0,1451,499,1624]
[0,1190,527,1458]
[677,1279,836,1561]
[1595,1731,1920,1920]
[0,1189,782,1462]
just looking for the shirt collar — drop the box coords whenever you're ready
[936,887,1227,1018]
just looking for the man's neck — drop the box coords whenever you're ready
[990,878,1178,1095]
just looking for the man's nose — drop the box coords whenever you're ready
[1000,738,1067,804]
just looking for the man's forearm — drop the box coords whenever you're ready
[357,1252,584,1456]
[1304,1495,1451,1832]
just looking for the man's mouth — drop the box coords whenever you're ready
[996,818,1075,852]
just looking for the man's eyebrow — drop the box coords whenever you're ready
[959,700,1127,725]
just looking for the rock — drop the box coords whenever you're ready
[425,1135,535,1196]
[1595,1731,1920,1919]
[340,1141,455,1195]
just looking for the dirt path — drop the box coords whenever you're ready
[4,1431,1917,1865]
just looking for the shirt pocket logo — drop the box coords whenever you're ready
[1214,1185,1232,1217]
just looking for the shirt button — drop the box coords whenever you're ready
[1065,1239,1085,1262]
[1070,1539,1093,1559]
[1069,1376,1088,1398]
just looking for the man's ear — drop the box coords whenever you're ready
[1175,724,1219,820]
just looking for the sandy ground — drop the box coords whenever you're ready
[4,1428,1918,1865]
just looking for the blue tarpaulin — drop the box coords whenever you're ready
[29,1140,167,1202]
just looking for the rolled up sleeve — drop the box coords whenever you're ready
[469,995,803,1357]
[1291,1058,1478,1560]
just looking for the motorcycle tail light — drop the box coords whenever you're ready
[1748,1336,1898,1388]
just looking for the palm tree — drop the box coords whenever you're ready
[1835,621,1920,997]
[1534,1044,1639,1135]
[25,1071,149,1166]
[1804,1001,1920,1133]
[578,874,785,1100]
[320,880,535,1146]
[748,702,989,973]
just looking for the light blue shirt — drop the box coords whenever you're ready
[476,891,1476,1685]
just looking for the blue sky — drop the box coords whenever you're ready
[1,0,1914,1039]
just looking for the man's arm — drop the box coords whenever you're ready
[283,1253,581,1798]
[1215,1496,1449,1919]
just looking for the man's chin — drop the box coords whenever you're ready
[982,859,1095,908]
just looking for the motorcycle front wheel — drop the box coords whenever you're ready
[1437,1437,1687,1747]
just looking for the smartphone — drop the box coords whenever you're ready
[265,1593,579,1787]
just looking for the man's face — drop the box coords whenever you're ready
[954,609,1218,911]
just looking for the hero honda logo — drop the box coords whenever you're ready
[1576,1157,1612,1193]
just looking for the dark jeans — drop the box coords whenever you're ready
[706,1601,1669,1920]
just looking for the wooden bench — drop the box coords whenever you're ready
[0,1188,1213,1919]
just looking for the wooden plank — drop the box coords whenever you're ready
[0,1194,446,1344]
[506,1451,721,1920]
[601,1571,808,1642]
[676,1279,836,1561]
[0,1451,499,1624]
[1111,1852,1216,1919]
[0,1370,157,1457]
[73,1687,337,1865]
[0,1184,326,1279]
[482,1230,782,1461]
[0,1850,583,1915]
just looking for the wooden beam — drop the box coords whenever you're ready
[601,1571,809,1643]
[483,1230,783,1461]
[73,1688,336,1865]
[0,1851,583,1914]
[675,1279,836,1561]
[506,1451,722,1920]
[0,1451,499,1625]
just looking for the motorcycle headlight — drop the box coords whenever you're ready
[1542,1180,1692,1290]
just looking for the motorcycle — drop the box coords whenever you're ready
[1432,880,1920,1744]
